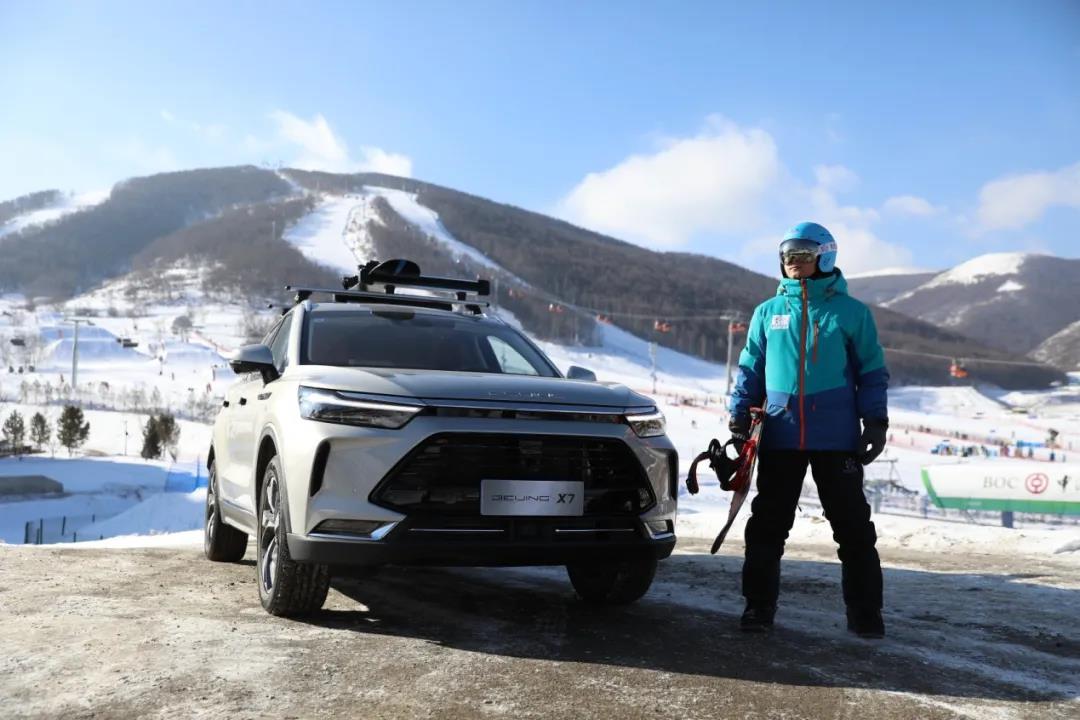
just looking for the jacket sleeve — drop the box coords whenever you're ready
[851,305,889,421]
[729,304,767,418]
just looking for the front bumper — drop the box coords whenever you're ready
[287,515,676,567]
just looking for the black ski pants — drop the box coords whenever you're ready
[742,450,883,611]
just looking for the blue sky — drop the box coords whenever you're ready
[2,0,1078,275]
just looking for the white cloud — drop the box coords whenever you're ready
[883,194,941,217]
[160,109,176,123]
[557,116,781,248]
[799,168,911,274]
[356,145,413,176]
[976,161,1080,231]
[107,138,179,175]
[814,164,859,194]
[268,110,412,177]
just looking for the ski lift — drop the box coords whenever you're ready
[596,313,612,324]
[9,336,25,347]
[654,319,672,333]
[548,303,564,314]
[949,359,968,379]
[728,321,748,334]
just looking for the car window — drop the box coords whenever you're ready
[268,313,293,372]
[486,336,540,376]
[302,310,558,376]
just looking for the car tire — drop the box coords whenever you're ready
[567,555,658,605]
[257,455,330,617]
[204,460,248,562]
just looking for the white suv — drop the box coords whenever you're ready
[204,261,678,616]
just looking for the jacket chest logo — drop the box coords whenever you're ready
[769,315,791,330]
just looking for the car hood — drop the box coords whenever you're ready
[291,366,651,409]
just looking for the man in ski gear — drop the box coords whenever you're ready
[729,221,889,638]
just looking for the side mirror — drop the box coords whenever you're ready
[229,344,278,382]
[566,365,597,382]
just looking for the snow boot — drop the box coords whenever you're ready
[740,604,776,633]
[846,608,885,639]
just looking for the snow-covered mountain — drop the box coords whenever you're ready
[0,167,1067,387]
[878,252,1080,357]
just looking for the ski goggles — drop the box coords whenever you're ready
[779,238,832,264]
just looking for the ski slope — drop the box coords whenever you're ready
[0,189,109,239]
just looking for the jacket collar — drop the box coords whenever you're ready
[777,268,849,300]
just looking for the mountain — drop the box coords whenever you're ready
[0,166,295,298]
[1032,320,1080,372]
[881,253,1080,357]
[0,167,1066,388]
[846,269,939,305]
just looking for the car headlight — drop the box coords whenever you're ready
[626,408,666,437]
[298,386,424,429]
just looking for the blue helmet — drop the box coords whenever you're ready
[782,222,837,273]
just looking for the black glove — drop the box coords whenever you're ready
[729,414,751,453]
[858,418,889,465]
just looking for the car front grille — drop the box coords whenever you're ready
[370,433,654,516]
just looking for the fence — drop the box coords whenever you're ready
[22,512,117,544]
[163,459,207,493]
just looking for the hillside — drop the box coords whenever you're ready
[882,253,1080,356]
[0,166,295,298]
[1032,320,1080,372]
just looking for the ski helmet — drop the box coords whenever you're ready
[781,222,837,273]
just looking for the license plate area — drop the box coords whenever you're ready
[480,479,585,516]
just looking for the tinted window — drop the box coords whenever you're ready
[302,310,557,376]
[269,313,293,372]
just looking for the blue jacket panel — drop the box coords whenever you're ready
[730,269,889,451]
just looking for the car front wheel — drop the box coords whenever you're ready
[567,555,658,605]
[256,455,330,616]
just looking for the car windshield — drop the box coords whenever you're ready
[302,309,559,377]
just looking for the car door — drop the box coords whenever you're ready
[245,311,295,486]
[222,319,283,511]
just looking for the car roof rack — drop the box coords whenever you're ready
[286,259,490,315]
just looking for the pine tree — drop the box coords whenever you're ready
[3,410,26,456]
[155,413,180,458]
[58,405,90,456]
[141,416,162,459]
[29,412,50,452]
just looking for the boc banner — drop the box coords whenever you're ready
[921,462,1080,515]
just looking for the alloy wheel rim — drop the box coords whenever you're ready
[205,473,216,544]
[259,472,279,595]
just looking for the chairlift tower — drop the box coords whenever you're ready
[60,318,94,390]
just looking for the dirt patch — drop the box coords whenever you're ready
[0,541,1077,719]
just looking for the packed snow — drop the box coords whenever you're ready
[281,194,380,273]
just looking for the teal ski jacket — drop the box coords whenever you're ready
[730,269,889,451]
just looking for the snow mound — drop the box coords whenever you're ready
[998,280,1024,292]
[77,489,205,540]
